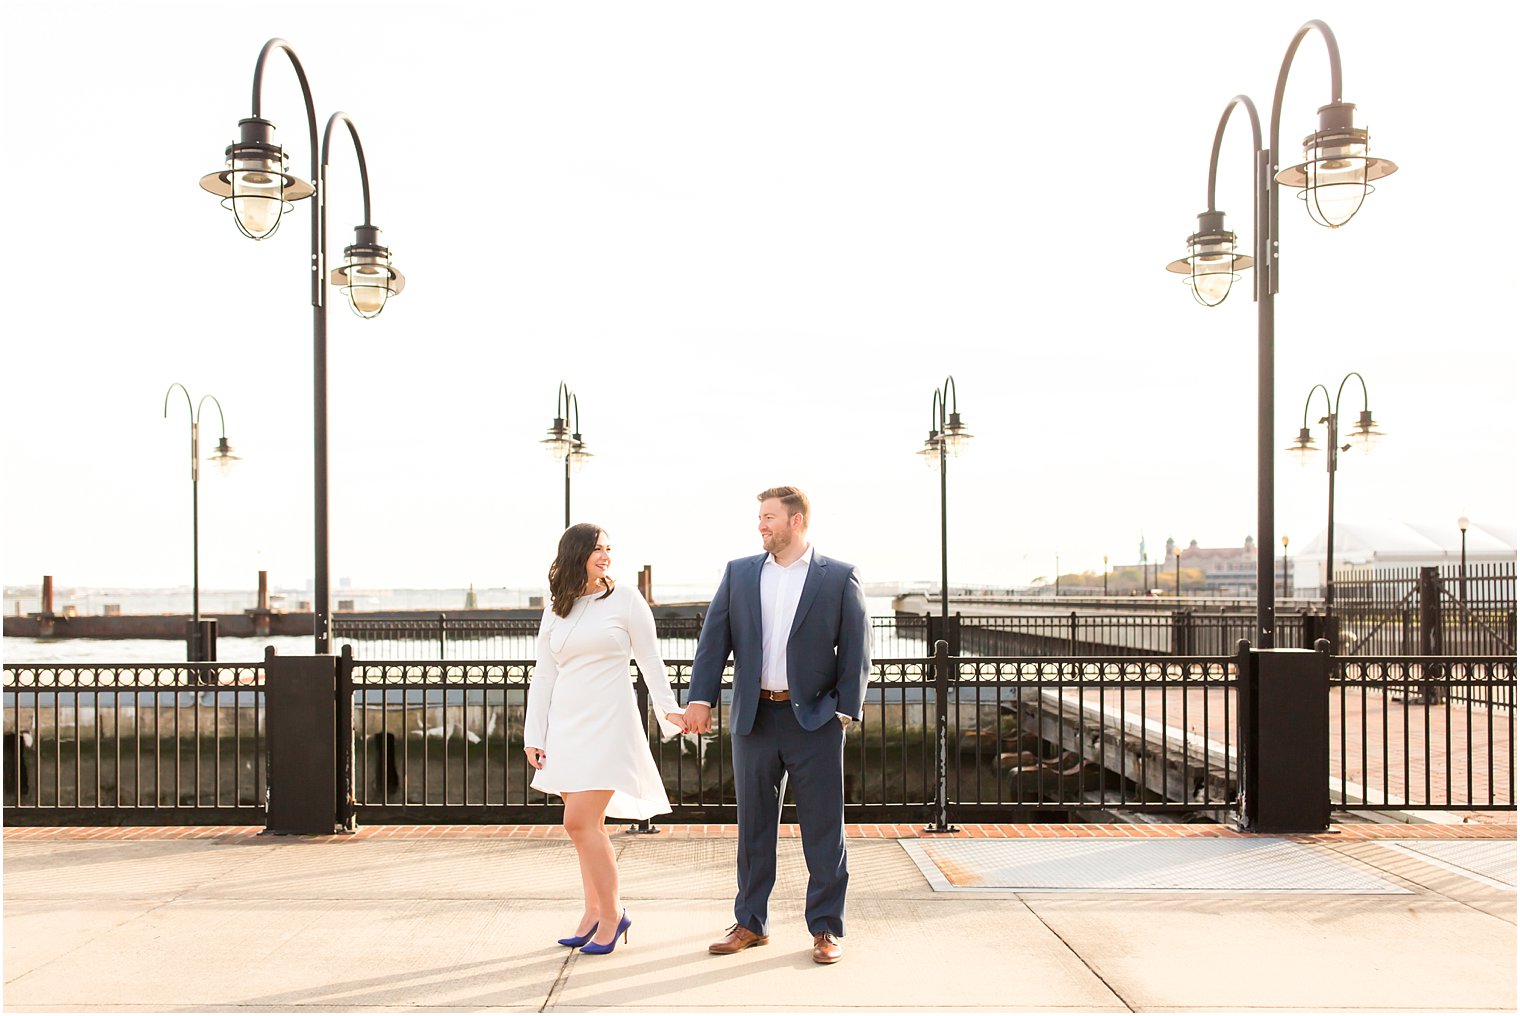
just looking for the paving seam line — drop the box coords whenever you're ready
[1321,842,1519,926]
[537,833,637,1011]
[1016,894,1136,1013]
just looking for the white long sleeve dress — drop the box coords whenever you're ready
[523,583,683,821]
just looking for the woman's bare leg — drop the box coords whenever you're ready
[562,790,620,944]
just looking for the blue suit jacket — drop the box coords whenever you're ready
[688,551,871,736]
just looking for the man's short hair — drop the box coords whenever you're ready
[757,486,810,527]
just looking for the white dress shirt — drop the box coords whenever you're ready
[760,544,814,691]
[689,544,848,722]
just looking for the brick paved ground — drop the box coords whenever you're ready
[5,817,1512,842]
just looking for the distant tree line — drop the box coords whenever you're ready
[1041,565,1207,595]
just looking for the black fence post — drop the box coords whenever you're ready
[337,645,357,832]
[1171,610,1193,655]
[264,648,341,834]
[1418,567,1445,703]
[1237,640,1331,833]
[628,668,658,834]
[926,614,962,657]
[438,613,448,659]
[189,617,218,670]
[924,638,958,833]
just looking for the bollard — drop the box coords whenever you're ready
[264,649,341,834]
[1237,641,1331,833]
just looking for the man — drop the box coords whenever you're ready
[684,486,870,965]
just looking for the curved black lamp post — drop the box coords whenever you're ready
[542,382,591,528]
[200,39,405,653]
[1165,20,1396,647]
[1285,371,1383,615]
[164,384,238,661]
[1174,548,1182,596]
[918,376,972,626]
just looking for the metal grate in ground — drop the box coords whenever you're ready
[1378,840,1516,890]
[900,837,1411,894]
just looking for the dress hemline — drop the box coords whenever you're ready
[531,779,673,822]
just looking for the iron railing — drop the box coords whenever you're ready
[3,662,265,824]
[332,617,708,661]
[334,615,932,662]
[1336,562,1516,656]
[1331,655,1515,811]
[938,655,1238,817]
[956,612,1321,657]
[332,612,1294,660]
[6,650,1512,826]
[341,651,1236,824]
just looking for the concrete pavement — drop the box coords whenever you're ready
[3,822,1515,1012]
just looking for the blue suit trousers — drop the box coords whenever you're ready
[731,700,848,937]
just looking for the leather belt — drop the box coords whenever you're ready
[758,688,791,702]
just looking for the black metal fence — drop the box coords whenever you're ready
[1331,655,1515,810]
[956,611,1326,657]
[332,617,706,661]
[3,663,265,825]
[323,575,1517,664]
[333,615,931,662]
[1336,562,1516,656]
[331,612,1317,661]
[343,651,1237,823]
[7,649,1511,826]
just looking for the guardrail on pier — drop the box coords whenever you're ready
[5,650,1512,826]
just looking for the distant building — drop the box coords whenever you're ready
[1291,519,1517,597]
[1164,535,1268,597]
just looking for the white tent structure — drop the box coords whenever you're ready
[1290,520,1517,597]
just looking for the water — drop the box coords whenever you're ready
[3,635,315,665]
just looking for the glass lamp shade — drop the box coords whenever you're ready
[209,437,240,475]
[542,420,573,460]
[1164,212,1253,307]
[329,226,405,319]
[1286,427,1318,467]
[568,442,593,474]
[1274,103,1397,229]
[1347,409,1383,454]
[198,118,313,240]
[918,435,942,468]
[941,413,973,456]
[1458,515,1470,533]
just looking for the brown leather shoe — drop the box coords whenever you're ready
[708,923,768,955]
[812,931,842,964]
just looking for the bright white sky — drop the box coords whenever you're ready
[1,0,1515,595]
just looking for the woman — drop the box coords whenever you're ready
[523,523,686,955]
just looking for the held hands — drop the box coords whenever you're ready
[523,746,546,770]
[683,702,713,734]
[663,712,690,734]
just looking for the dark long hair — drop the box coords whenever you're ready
[549,523,614,618]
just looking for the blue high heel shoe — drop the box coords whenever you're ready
[579,912,631,955]
[557,923,598,948]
